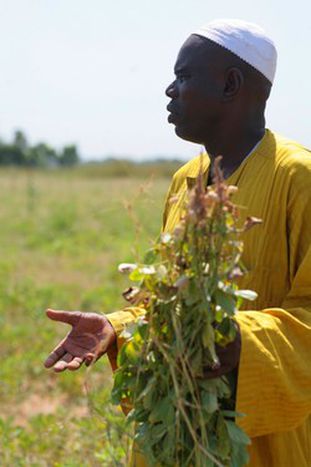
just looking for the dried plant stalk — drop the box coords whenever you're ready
[112,157,259,466]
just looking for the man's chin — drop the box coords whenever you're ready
[174,123,189,139]
[174,124,201,144]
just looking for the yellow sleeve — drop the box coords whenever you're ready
[106,306,145,370]
[236,161,311,438]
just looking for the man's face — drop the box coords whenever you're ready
[166,35,224,145]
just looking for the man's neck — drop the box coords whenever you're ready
[205,125,265,180]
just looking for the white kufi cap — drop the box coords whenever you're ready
[192,19,277,84]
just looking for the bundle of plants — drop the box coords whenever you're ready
[112,157,260,467]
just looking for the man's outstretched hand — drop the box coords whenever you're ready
[44,309,117,372]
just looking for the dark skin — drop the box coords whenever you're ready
[44,309,117,372]
[45,35,268,377]
[166,35,271,179]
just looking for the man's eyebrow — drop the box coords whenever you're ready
[174,66,191,75]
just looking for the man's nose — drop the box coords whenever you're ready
[165,80,178,98]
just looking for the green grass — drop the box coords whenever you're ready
[0,167,174,465]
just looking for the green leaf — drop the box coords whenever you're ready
[140,377,157,410]
[128,407,148,423]
[216,415,231,458]
[112,369,125,390]
[129,268,144,282]
[149,397,174,424]
[123,340,140,364]
[225,420,250,445]
[189,347,203,374]
[230,441,250,467]
[215,289,236,315]
[144,248,158,264]
[202,321,214,348]
[111,370,130,404]
[134,422,148,442]
[150,422,167,442]
[137,320,148,340]
[185,279,200,305]
[222,410,245,419]
[202,390,218,413]
[202,323,219,366]
[198,378,218,392]
[214,306,223,323]
[117,342,129,366]
[215,377,232,399]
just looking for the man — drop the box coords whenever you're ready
[44,20,311,466]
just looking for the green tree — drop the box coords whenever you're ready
[0,144,24,165]
[0,130,28,165]
[59,145,80,166]
[13,130,28,153]
[27,143,58,167]
[0,130,80,167]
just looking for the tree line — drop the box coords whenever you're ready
[0,130,80,167]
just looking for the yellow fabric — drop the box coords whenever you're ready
[107,129,311,466]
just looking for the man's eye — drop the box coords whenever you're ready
[177,75,190,83]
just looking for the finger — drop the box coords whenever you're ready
[53,352,74,372]
[46,309,81,326]
[66,357,84,371]
[85,353,96,367]
[44,343,66,368]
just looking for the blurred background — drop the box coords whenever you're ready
[0,0,309,465]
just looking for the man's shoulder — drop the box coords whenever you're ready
[272,131,311,170]
[269,131,311,194]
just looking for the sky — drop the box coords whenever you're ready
[0,0,310,161]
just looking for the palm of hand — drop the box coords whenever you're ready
[44,309,116,372]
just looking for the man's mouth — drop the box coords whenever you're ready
[167,104,179,124]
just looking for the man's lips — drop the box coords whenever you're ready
[167,104,179,124]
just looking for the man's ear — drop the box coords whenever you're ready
[223,67,244,100]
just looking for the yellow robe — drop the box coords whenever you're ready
[108,129,311,466]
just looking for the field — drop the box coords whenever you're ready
[0,166,177,466]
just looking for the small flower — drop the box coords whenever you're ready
[228,266,244,279]
[122,286,149,305]
[140,265,156,275]
[161,233,172,244]
[227,185,238,195]
[243,216,262,231]
[118,263,137,273]
[235,289,258,301]
[205,191,219,202]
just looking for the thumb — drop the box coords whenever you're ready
[46,309,82,326]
